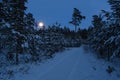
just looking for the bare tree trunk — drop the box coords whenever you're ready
[75,26,77,32]
[16,39,19,65]
[16,49,18,65]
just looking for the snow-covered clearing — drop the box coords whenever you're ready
[12,46,120,80]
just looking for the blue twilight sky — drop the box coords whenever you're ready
[26,0,111,30]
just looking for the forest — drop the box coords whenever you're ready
[0,0,120,80]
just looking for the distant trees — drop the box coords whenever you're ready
[69,8,85,32]
[78,28,88,39]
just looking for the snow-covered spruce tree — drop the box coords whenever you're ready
[88,0,120,61]
[9,0,28,64]
[89,14,118,60]
[100,0,120,60]
[105,0,120,59]
[0,0,14,56]
[88,14,107,58]
[0,0,29,64]
[0,1,14,64]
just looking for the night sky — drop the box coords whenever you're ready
[27,0,111,30]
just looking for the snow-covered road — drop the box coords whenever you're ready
[15,46,120,80]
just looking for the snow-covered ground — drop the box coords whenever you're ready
[10,46,120,80]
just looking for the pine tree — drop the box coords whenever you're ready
[69,8,85,32]
[1,0,28,64]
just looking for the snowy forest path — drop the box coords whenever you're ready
[14,46,119,80]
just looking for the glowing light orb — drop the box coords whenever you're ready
[38,22,44,29]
